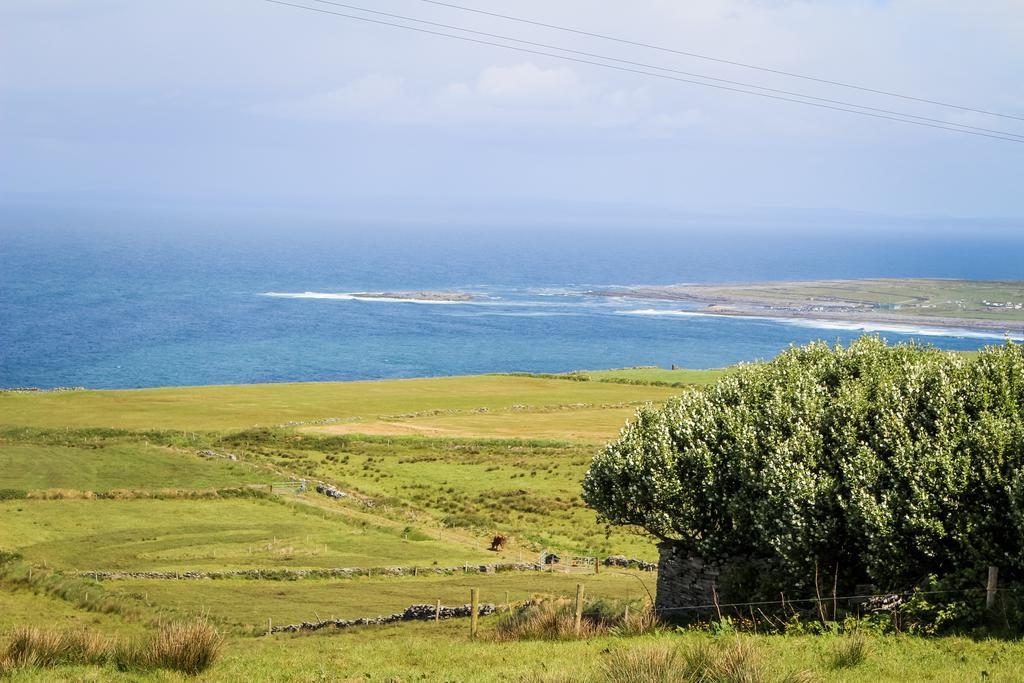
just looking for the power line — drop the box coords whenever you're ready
[416,0,1024,123]
[301,0,1024,141]
[262,0,1024,144]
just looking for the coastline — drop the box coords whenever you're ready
[593,279,1024,336]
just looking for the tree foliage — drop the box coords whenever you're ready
[583,336,1024,590]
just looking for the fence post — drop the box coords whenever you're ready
[435,599,441,622]
[595,557,600,574]
[574,583,584,635]
[986,566,999,610]
[470,588,479,639]
[267,618,272,636]
[505,591,510,612]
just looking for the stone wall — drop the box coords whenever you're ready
[271,603,496,633]
[655,544,768,615]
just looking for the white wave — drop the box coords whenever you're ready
[262,292,471,305]
[619,309,1023,341]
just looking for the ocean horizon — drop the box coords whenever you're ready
[3,213,1023,389]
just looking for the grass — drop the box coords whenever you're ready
[221,431,657,558]
[0,439,274,492]
[0,620,221,676]
[3,602,1024,680]
[0,586,141,635]
[5,366,1023,680]
[828,632,872,669]
[0,497,494,571]
[492,597,657,642]
[107,571,655,629]
[0,375,682,432]
[307,404,651,442]
[570,366,734,386]
[72,622,1024,681]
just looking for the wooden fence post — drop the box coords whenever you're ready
[594,557,600,574]
[987,566,999,610]
[470,588,479,639]
[574,583,584,635]
[267,618,272,636]
[435,599,441,622]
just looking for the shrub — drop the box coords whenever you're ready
[0,489,26,501]
[583,337,1024,612]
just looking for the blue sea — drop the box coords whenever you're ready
[2,210,1023,389]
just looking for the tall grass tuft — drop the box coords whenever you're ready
[494,598,658,642]
[2,627,111,669]
[0,620,221,676]
[827,631,871,669]
[492,599,600,641]
[119,620,223,675]
[600,644,682,683]
[610,604,661,637]
[679,639,768,683]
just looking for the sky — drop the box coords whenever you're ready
[2,0,1023,221]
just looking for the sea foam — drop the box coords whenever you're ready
[620,309,1023,341]
[262,292,470,305]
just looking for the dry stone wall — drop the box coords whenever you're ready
[271,603,496,633]
[655,544,767,614]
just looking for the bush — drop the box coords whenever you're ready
[0,489,26,501]
[583,337,1024,615]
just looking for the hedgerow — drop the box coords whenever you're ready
[583,337,1024,603]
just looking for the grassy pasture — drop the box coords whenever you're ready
[0,439,273,492]
[0,498,493,572]
[0,375,682,432]
[7,620,1019,682]
[108,571,654,629]
[0,587,144,636]
[6,361,1019,680]
[214,624,1024,682]
[226,432,655,558]
[571,366,733,385]
[307,404,645,442]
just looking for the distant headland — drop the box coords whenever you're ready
[590,278,1024,334]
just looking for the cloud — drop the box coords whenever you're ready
[472,63,586,105]
[253,63,699,134]
[249,74,404,120]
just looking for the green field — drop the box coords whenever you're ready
[108,571,654,631]
[0,437,273,492]
[0,375,682,433]
[570,366,734,385]
[3,366,1020,680]
[0,498,494,572]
